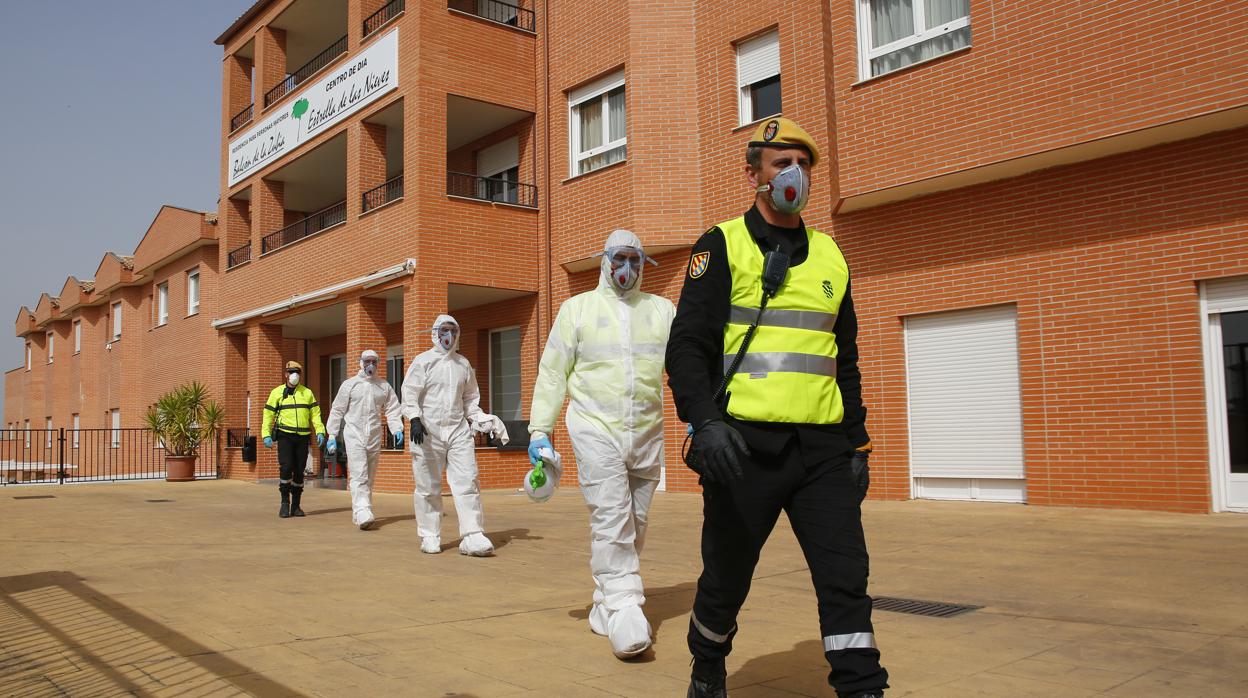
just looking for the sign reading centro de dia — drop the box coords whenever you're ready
[228,29,399,187]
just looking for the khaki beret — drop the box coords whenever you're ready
[748,117,820,166]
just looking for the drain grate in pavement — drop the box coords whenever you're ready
[873,596,981,618]
[145,499,175,503]
[13,495,56,500]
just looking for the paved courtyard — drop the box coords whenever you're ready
[1,479,1247,697]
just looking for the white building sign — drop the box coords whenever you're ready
[228,29,399,187]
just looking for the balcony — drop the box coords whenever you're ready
[261,201,347,255]
[362,174,404,213]
[364,0,405,38]
[227,242,252,270]
[447,172,537,208]
[264,34,348,108]
[230,104,254,133]
[448,0,535,33]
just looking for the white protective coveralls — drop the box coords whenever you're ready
[325,351,404,528]
[529,229,675,658]
[402,315,503,556]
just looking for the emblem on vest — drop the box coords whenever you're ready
[689,251,711,278]
[822,280,835,299]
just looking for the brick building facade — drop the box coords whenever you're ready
[6,0,1247,512]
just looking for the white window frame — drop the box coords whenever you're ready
[187,268,200,316]
[111,301,122,340]
[156,282,169,326]
[855,0,971,81]
[737,30,781,126]
[24,420,30,448]
[25,342,31,370]
[72,414,80,448]
[568,70,626,177]
[74,319,81,354]
[488,325,523,421]
[46,418,53,448]
[110,409,121,448]
[46,331,54,363]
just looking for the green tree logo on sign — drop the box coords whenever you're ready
[292,98,309,140]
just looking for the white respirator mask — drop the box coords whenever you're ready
[756,163,810,215]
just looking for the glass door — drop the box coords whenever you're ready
[1216,311,1248,509]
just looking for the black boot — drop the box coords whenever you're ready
[688,659,727,698]
[279,483,291,518]
[290,485,305,517]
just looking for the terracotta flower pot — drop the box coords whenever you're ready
[165,456,198,482]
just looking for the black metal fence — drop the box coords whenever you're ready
[362,174,404,213]
[264,35,349,108]
[448,0,534,32]
[261,201,347,255]
[447,171,538,208]
[364,0,404,37]
[230,103,254,132]
[227,242,252,269]
[0,429,219,486]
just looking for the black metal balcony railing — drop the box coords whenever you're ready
[261,201,347,255]
[362,174,404,213]
[230,103,254,132]
[364,0,404,37]
[447,171,538,208]
[227,242,252,269]
[225,428,250,448]
[448,0,535,32]
[263,35,348,108]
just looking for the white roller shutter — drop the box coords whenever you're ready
[905,305,1024,480]
[1206,276,1248,313]
[737,31,780,88]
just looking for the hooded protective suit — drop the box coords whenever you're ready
[325,350,404,528]
[529,229,675,657]
[402,315,500,555]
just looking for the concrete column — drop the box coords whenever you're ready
[247,323,285,480]
[346,297,389,382]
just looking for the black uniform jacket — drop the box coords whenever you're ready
[666,205,870,461]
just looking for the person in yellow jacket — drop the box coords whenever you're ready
[666,118,888,698]
[261,360,327,518]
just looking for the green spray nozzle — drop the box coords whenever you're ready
[528,459,547,489]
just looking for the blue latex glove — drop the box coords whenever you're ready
[393,430,404,448]
[263,436,274,449]
[317,433,326,448]
[326,437,337,455]
[528,435,553,465]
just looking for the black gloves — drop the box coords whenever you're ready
[850,450,870,494]
[691,420,749,484]
[410,419,426,446]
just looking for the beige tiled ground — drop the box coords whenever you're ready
[1,479,1246,696]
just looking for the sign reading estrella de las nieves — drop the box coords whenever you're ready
[227,29,399,187]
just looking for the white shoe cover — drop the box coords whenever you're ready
[358,518,375,531]
[459,532,494,557]
[421,536,441,554]
[607,605,652,659]
[588,603,608,636]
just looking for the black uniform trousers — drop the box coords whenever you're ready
[688,436,888,696]
[275,430,308,488]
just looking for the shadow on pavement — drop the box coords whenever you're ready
[444,527,542,552]
[303,506,352,517]
[0,571,303,697]
[566,580,698,663]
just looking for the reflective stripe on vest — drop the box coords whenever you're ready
[721,216,849,424]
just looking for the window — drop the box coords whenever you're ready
[111,302,122,340]
[385,347,405,397]
[74,320,81,354]
[156,282,169,326]
[46,331,54,363]
[25,342,31,370]
[489,327,522,420]
[24,420,30,448]
[72,414,79,448]
[857,0,970,79]
[569,71,626,176]
[737,30,781,125]
[46,418,53,448]
[110,410,121,448]
[187,269,200,316]
[477,138,520,204]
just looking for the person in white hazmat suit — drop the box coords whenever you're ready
[528,229,675,659]
[402,315,507,556]
[325,349,404,530]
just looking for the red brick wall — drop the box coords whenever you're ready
[835,127,1248,513]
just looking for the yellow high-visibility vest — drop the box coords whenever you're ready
[721,216,849,424]
[261,384,325,439]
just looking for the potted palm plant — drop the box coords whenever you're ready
[144,382,225,482]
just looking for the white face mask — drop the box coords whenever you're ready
[287,373,300,387]
[362,362,377,377]
[437,327,457,351]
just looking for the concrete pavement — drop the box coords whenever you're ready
[2,479,1247,696]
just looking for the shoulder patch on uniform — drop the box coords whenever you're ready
[689,251,711,278]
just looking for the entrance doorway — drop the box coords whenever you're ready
[1204,277,1248,512]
